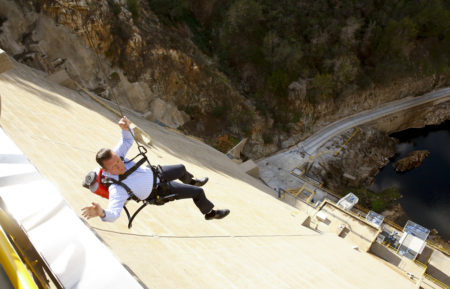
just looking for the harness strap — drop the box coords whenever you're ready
[103,153,163,229]
[105,178,140,202]
[119,156,148,181]
[147,165,161,200]
[106,154,160,202]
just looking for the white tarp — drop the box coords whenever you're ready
[0,128,144,289]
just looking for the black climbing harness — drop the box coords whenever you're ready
[97,149,177,229]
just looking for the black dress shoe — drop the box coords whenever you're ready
[205,209,230,220]
[191,177,209,187]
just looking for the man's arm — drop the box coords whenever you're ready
[114,116,134,159]
[81,185,128,223]
[100,185,129,222]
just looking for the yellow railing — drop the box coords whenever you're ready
[382,218,404,231]
[325,188,450,258]
[378,241,450,289]
[381,242,396,251]
[334,127,360,156]
[0,226,38,289]
[282,184,309,200]
[414,259,427,268]
[282,178,450,289]
[426,241,450,256]
[424,273,449,289]
[287,156,450,258]
[0,206,63,289]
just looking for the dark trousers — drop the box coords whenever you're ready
[157,165,214,214]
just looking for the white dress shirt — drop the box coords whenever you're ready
[101,129,155,222]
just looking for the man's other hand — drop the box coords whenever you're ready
[118,116,131,131]
[81,202,105,219]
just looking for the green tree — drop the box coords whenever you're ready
[226,0,264,34]
[334,55,360,88]
[267,70,290,98]
[127,0,140,20]
[147,0,190,23]
[263,32,303,74]
[313,73,335,99]
[371,199,386,213]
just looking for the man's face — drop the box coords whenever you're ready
[102,152,126,175]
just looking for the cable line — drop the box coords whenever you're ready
[90,226,320,239]
[72,0,154,163]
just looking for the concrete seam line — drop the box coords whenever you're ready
[90,226,320,239]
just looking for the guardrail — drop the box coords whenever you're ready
[281,178,450,289]
[378,241,449,289]
[334,127,360,156]
[424,273,449,289]
[0,206,64,289]
[414,259,427,268]
[426,241,450,256]
[0,225,38,289]
[292,174,450,257]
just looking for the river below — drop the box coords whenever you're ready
[370,120,450,240]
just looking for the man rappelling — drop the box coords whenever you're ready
[81,116,230,223]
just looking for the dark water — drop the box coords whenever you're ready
[370,120,450,239]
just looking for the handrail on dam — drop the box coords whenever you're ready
[285,169,450,258]
[424,273,450,289]
[0,206,62,289]
[0,224,39,289]
[333,127,360,156]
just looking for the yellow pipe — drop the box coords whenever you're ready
[334,127,359,156]
[0,226,38,289]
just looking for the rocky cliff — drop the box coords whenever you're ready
[268,75,449,152]
[0,0,448,160]
[0,0,258,143]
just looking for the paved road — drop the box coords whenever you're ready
[259,86,450,192]
[300,87,450,155]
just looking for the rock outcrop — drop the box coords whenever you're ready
[393,150,430,172]
[0,0,256,132]
[0,48,12,74]
[306,126,398,191]
[0,0,448,159]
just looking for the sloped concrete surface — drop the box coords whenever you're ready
[0,62,416,288]
[0,128,144,289]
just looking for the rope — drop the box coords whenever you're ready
[90,226,320,239]
[70,2,331,242]
[72,0,153,163]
